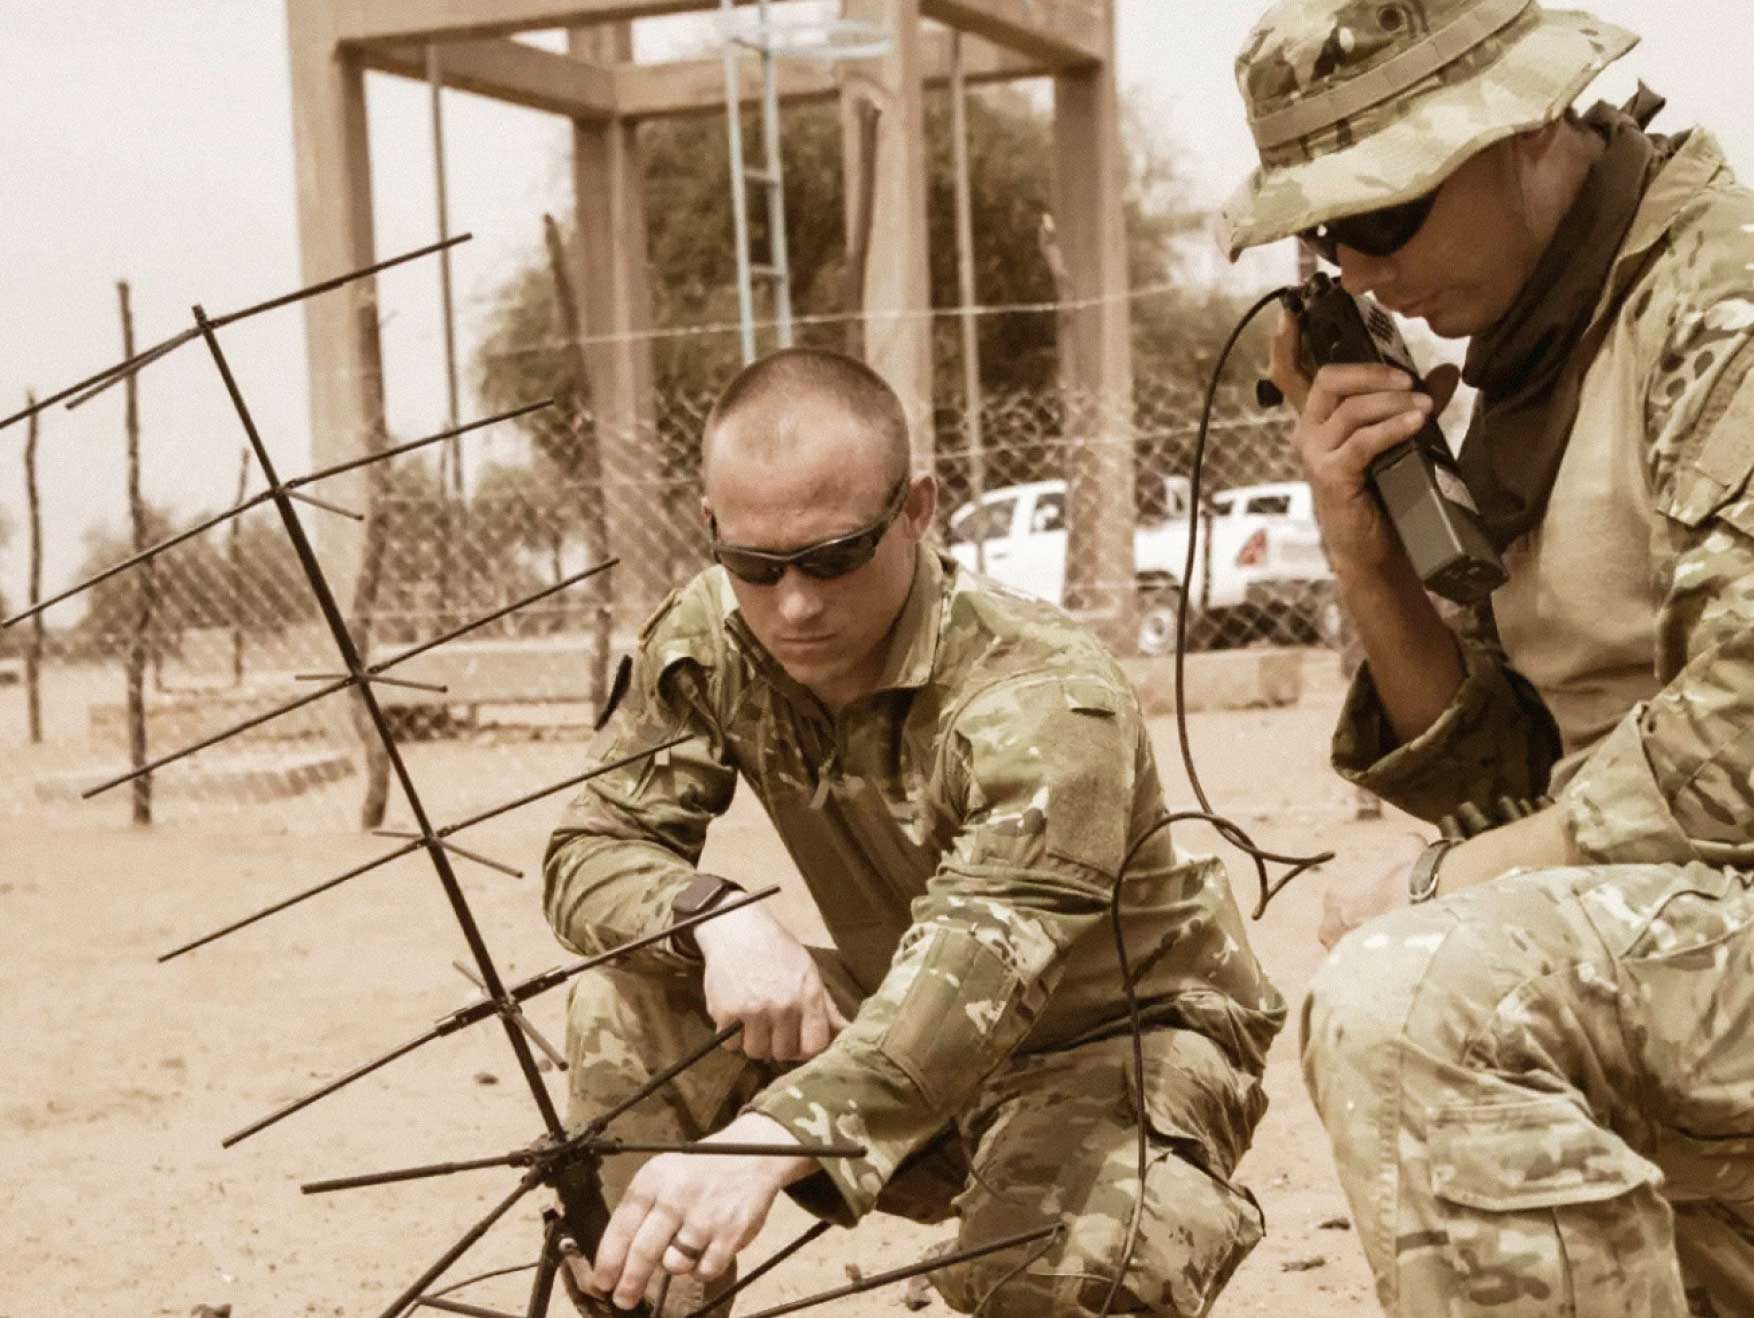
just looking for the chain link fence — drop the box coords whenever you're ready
[1,374,1333,828]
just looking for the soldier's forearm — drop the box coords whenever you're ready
[1438,807,1579,894]
[1336,554,1467,746]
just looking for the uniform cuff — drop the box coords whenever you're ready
[744,1050,930,1226]
[1330,643,1535,821]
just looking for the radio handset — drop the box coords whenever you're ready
[1289,272,1506,605]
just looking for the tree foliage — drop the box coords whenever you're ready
[73,504,317,652]
[473,86,1280,551]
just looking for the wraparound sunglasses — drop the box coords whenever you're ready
[1299,189,1436,264]
[710,480,908,586]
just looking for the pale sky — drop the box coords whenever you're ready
[1,2,1749,617]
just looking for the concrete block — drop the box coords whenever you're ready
[365,636,605,706]
[88,681,354,749]
[1119,648,1304,715]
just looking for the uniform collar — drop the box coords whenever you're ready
[867,545,944,695]
[1598,128,1727,318]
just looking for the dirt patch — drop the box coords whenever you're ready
[1,653,1407,1316]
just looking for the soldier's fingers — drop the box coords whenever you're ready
[1267,311,1310,413]
[558,1239,605,1306]
[738,1011,773,1061]
[766,1004,803,1062]
[613,1207,684,1311]
[695,1232,738,1283]
[1317,390,1432,450]
[590,1189,652,1293]
[1332,408,1431,482]
[662,1239,703,1277]
[1306,365,1416,426]
[798,999,832,1059]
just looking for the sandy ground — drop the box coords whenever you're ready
[0,653,1408,1317]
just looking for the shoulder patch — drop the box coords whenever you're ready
[638,587,686,641]
[1061,678,1119,717]
[634,574,728,691]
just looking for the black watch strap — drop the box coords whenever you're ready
[670,874,743,960]
[1408,838,1462,904]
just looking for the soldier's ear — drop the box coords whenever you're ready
[901,474,937,538]
[700,495,713,525]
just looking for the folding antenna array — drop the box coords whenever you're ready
[2,237,1057,1317]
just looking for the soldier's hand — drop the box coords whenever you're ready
[1317,843,1423,950]
[581,1112,811,1311]
[1269,310,1459,578]
[694,904,849,1061]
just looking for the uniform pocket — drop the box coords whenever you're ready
[1430,1097,1662,1211]
[1425,1098,1683,1315]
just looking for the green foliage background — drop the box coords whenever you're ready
[474,87,1282,520]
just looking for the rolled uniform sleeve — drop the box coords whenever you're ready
[747,674,1135,1223]
[1562,329,1754,865]
[542,621,737,974]
[1332,624,1562,825]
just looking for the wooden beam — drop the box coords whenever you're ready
[335,0,715,46]
[919,0,1104,68]
[286,0,387,618]
[1051,1,1134,651]
[359,37,617,119]
[568,25,669,626]
[614,28,1047,119]
[841,0,934,461]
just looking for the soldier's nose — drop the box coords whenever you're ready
[776,574,826,625]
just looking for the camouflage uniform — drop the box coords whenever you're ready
[545,548,1285,1315]
[1225,2,1754,1313]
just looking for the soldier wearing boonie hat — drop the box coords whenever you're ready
[1224,1,1754,1315]
[1221,0,1636,260]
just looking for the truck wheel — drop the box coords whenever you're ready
[1136,584,1184,657]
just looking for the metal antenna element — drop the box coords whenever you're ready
[76,555,608,801]
[702,1224,1063,1318]
[220,885,782,1148]
[157,733,689,962]
[678,1220,834,1318]
[451,961,567,1070]
[18,239,1070,1318]
[189,302,570,1202]
[0,234,473,435]
[0,396,553,630]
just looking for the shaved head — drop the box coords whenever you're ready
[697,347,935,712]
[701,347,911,490]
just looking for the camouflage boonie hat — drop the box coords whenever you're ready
[1220,0,1638,260]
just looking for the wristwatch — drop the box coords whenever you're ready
[1407,838,1463,904]
[670,873,744,960]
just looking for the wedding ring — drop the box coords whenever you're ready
[669,1237,706,1263]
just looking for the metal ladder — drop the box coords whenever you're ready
[721,0,794,364]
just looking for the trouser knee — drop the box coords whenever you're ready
[563,965,757,1161]
[1299,916,1435,1142]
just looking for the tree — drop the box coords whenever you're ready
[472,458,583,589]
[485,96,1188,413]
[72,503,318,659]
[473,88,1286,537]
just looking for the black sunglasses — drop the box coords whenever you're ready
[1299,190,1436,264]
[710,481,908,586]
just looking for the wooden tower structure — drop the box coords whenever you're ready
[286,0,1134,640]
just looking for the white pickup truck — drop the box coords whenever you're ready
[944,477,1339,652]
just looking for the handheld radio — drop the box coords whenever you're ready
[1289,272,1506,604]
